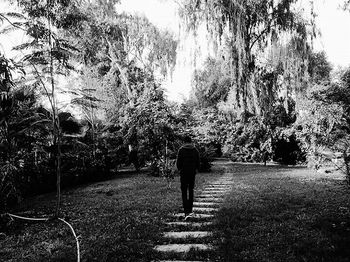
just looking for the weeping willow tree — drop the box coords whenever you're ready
[180,0,315,114]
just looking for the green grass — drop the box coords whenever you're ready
[0,166,224,262]
[215,163,350,262]
[2,162,350,262]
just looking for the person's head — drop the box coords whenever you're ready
[184,136,192,144]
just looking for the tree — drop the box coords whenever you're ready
[0,52,52,210]
[308,51,332,84]
[0,0,84,216]
[122,83,178,176]
[180,0,314,112]
[192,57,231,108]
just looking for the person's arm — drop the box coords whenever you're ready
[176,148,183,171]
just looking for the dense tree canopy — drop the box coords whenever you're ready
[180,0,315,111]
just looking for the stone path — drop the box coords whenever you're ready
[153,173,233,262]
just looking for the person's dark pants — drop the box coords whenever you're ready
[180,174,195,215]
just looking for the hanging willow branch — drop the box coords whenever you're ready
[179,0,315,110]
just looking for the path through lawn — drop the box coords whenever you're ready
[1,161,350,262]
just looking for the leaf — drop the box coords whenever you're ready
[4,12,26,20]
[0,24,20,35]
[12,40,38,51]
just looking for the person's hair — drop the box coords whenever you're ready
[184,136,192,143]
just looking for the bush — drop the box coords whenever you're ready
[197,144,215,172]
[224,116,271,163]
[273,133,306,165]
[0,162,20,212]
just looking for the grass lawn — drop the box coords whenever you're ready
[1,161,350,262]
[216,163,350,262]
[0,166,225,262]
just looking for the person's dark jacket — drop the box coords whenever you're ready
[176,143,200,176]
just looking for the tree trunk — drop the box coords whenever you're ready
[47,6,62,217]
[343,151,350,184]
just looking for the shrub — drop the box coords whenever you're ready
[0,162,20,212]
[273,133,306,165]
[197,144,215,172]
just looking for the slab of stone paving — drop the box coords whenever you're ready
[157,260,204,262]
[173,213,214,219]
[203,186,232,190]
[193,207,217,213]
[193,202,219,207]
[154,244,212,253]
[207,183,231,185]
[204,186,231,190]
[210,182,233,184]
[163,231,212,239]
[200,190,226,194]
[202,187,228,190]
[197,194,224,198]
[166,221,213,227]
[194,197,223,202]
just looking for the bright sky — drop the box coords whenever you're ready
[118,0,193,101]
[313,0,350,67]
[1,0,350,101]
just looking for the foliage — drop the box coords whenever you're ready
[308,79,350,181]
[122,84,178,176]
[308,51,332,84]
[0,0,180,208]
[192,57,232,108]
[273,129,306,165]
[0,162,18,210]
[224,116,270,162]
[180,0,314,109]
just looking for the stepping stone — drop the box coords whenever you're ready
[163,231,212,239]
[157,261,204,262]
[195,197,223,202]
[205,185,232,190]
[193,202,219,207]
[203,189,230,192]
[193,207,217,213]
[197,194,224,198]
[166,221,213,227]
[200,190,226,194]
[204,186,231,190]
[201,186,224,189]
[210,182,234,185]
[154,244,212,253]
[173,213,214,220]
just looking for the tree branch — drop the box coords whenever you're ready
[249,25,272,51]
[0,13,26,31]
